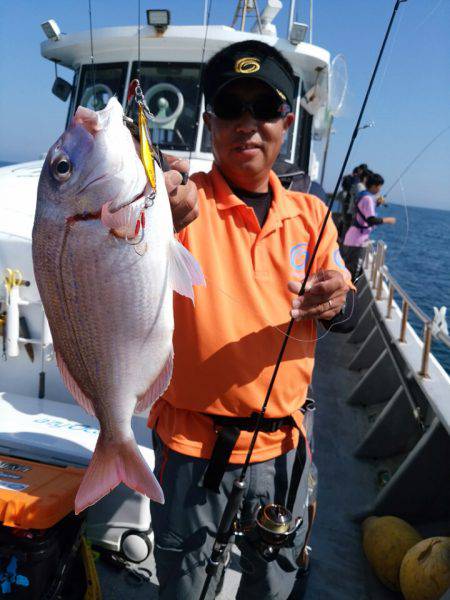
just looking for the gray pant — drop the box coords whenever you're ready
[150,432,312,600]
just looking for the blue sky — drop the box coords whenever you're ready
[0,0,449,209]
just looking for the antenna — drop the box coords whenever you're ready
[232,0,262,32]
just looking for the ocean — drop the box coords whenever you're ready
[371,203,450,374]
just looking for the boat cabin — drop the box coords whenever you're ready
[40,22,330,178]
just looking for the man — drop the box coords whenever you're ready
[150,40,352,599]
[342,172,396,281]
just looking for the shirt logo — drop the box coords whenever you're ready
[234,57,261,74]
[333,248,346,270]
[290,243,310,272]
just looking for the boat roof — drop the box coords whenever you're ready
[40,25,330,90]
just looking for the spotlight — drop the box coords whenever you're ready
[146,10,170,32]
[289,22,308,45]
[41,19,61,42]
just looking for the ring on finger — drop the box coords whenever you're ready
[327,299,333,310]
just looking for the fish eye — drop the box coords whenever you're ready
[51,154,72,182]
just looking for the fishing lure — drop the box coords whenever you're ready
[138,102,156,190]
[119,79,157,251]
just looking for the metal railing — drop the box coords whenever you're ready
[364,241,450,379]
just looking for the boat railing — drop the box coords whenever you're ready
[364,240,450,379]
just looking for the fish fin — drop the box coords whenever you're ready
[56,351,96,417]
[169,238,205,303]
[135,350,173,413]
[75,435,164,514]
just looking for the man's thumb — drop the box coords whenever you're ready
[165,170,182,194]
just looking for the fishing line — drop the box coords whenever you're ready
[137,0,141,79]
[361,123,450,270]
[370,6,405,115]
[387,176,410,262]
[202,269,356,345]
[188,0,214,165]
[87,0,97,108]
[412,0,445,34]
[385,124,450,197]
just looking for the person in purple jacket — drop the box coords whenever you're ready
[342,173,396,281]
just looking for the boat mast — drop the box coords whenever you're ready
[232,0,263,33]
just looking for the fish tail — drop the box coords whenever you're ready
[74,434,164,514]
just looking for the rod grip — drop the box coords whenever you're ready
[216,479,245,544]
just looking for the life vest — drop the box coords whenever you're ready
[351,192,372,231]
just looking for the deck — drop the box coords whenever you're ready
[96,324,402,599]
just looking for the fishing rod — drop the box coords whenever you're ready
[199,1,408,598]
[384,123,450,197]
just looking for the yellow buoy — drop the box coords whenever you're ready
[361,516,422,591]
[400,537,450,600]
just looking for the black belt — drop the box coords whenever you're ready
[202,412,296,493]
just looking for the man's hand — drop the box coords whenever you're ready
[288,270,349,321]
[163,154,199,232]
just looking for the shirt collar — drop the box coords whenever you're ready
[211,164,303,223]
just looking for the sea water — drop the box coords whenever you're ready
[372,203,450,374]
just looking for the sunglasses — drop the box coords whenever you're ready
[209,92,291,122]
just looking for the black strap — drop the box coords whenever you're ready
[212,413,295,433]
[286,432,307,512]
[202,426,240,493]
[202,414,295,493]
[351,196,371,230]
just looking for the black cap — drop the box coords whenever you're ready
[203,41,296,109]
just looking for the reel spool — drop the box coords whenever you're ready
[246,503,303,560]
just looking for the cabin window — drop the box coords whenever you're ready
[129,62,202,152]
[75,63,129,111]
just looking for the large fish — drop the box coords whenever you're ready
[32,97,204,514]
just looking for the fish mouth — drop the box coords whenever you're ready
[100,183,151,237]
[107,183,147,215]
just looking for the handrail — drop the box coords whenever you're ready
[364,241,450,378]
[379,266,429,324]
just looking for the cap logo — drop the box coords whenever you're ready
[234,57,261,74]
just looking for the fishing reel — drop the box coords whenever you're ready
[239,503,303,562]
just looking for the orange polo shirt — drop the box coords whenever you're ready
[148,165,351,463]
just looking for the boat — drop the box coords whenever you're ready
[0,1,449,598]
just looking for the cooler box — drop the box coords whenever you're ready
[0,456,85,598]
[0,455,83,529]
[0,392,155,562]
